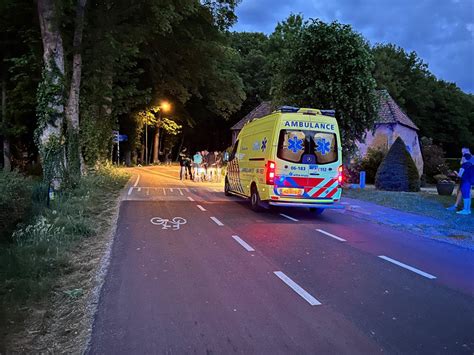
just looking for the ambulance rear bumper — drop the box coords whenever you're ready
[268,202,345,209]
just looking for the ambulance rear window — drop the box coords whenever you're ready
[277,130,338,164]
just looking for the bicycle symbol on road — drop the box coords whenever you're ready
[150,217,187,230]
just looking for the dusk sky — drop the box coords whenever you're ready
[232,0,474,94]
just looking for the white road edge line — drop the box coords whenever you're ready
[187,196,195,202]
[378,255,437,279]
[138,187,141,192]
[280,213,298,222]
[133,174,140,187]
[316,229,346,242]
[273,271,321,306]
[232,235,255,252]
[197,205,206,211]
[128,187,134,195]
[210,216,224,226]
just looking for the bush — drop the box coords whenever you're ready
[360,147,387,184]
[0,171,34,242]
[346,148,387,184]
[375,137,420,192]
[421,137,449,182]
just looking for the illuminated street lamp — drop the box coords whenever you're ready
[145,101,172,164]
[160,101,171,113]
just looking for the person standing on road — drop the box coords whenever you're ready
[455,152,474,215]
[178,148,187,180]
[193,151,202,182]
[202,150,209,181]
[447,148,472,211]
[207,150,216,182]
[165,150,172,166]
[215,151,223,183]
[184,154,193,180]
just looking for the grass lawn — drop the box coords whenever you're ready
[343,188,474,236]
[0,164,130,352]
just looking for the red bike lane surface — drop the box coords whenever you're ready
[88,200,379,354]
[190,200,474,354]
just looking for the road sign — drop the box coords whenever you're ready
[113,134,128,142]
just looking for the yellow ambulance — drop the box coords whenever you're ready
[225,106,344,214]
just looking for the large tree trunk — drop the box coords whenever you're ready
[65,0,87,178]
[1,77,11,172]
[37,0,66,187]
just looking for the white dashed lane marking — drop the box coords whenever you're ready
[280,213,298,222]
[133,174,140,187]
[316,229,346,242]
[197,205,207,211]
[231,235,255,252]
[274,271,322,306]
[210,216,224,226]
[187,196,195,202]
[378,255,437,279]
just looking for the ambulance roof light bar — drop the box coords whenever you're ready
[320,109,336,117]
[277,106,300,113]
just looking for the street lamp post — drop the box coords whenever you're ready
[145,120,148,165]
[151,101,171,164]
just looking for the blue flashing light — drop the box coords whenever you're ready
[320,109,336,117]
[278,106,300,113]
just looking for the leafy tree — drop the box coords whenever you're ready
[0,0,42,172]
[272,18,378,153]
[228,32,271,113]
[375,137,420,192]
[372,44,474,156]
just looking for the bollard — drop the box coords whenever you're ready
[360,171,366,189]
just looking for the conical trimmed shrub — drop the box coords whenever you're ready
[375,137,420,192]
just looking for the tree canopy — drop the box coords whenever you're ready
[1,5,472,178]
[272,17,379,153]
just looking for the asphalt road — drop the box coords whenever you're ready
[89,166,474,354]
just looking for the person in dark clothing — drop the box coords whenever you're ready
[207,150,216,181]
[184,155,193,180]
[178,148,187,180]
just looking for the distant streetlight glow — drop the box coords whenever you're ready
[160,101,171,112]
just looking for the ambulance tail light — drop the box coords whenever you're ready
[266,161,276,185]
[338,165,344,185]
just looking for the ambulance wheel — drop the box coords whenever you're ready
[250,185,262,212]
[224,177,231,196]
[309,207,324,215]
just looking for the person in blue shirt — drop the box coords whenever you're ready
[447,148,472,211]
[456,153,474,215]
[193,151,203,182]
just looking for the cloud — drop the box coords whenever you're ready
[232,0,474,93]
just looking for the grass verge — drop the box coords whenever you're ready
[0,164,130,352]
[343,188,474,236]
